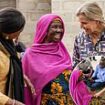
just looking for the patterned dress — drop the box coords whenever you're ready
[41,70,75,105]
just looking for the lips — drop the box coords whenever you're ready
[54,34,61,39]
[53,34,62,42]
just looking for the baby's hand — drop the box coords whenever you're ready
[88,77,94,82]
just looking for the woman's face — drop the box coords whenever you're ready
[2,29,23,40]
[45,20,64,43]
[78,14,99,35]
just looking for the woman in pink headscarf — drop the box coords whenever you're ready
[69,69,93,105]
[22,14,73,105]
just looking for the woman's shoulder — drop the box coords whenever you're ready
[78,30,86,36]
[75,31,86,41]
[0,42,10,57]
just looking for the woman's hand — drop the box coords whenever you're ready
[93,88,105,98]
[94,92,101,98]
[24,75,36,95]
[5,99,25,105]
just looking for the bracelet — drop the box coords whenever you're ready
[12,99,15,105]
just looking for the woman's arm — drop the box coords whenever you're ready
[0,92,24,105]
[94,88,105,98]
[0,92,9,105]
[5,98,25,105]
[24,75,36,95]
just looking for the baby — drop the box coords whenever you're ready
[90,56,105,90]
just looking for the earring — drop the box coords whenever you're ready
[5,36,9,40]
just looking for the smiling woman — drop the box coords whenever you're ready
[72,2,105,69]
[22,14,73,105]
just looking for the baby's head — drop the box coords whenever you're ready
[99,56,105,68]
[77,59,93,74]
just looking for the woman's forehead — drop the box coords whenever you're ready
[51,20,62,25]
[50,18,63,25]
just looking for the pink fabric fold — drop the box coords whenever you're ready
[69,70,92,105]
[22,14,72,105]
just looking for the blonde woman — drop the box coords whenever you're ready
[72,2,105,104]
[73,2,105,68]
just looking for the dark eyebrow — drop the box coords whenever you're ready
[81,22,88,24]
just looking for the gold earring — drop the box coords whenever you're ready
[5,36,9,40]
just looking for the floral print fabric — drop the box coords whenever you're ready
[41,70,75,105]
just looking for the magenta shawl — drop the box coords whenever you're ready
[22,14,72,105]
[69,70,92,105]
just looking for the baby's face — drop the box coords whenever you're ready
[99,57,105,68]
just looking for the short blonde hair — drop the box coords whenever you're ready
[76,2,105,23]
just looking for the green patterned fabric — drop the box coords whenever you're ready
[41,70,75,105]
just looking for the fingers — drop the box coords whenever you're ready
[30,86,36,95]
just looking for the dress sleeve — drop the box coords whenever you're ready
[0,49,10,105]
[0,92,9,105]
[72,36,80,69]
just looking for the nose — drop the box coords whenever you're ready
[56,27,63,32]
[80,23,85,29]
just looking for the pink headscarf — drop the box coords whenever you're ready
[22,14,72,105]
[69,70,92,105]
